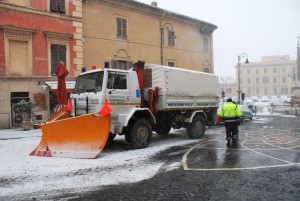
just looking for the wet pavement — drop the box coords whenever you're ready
[67,115,300,201]
[184,127,300,171]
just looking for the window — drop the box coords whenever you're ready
[168,30,175,47]
[282,67,286,73]
[256,69,259,74]
[74,71,104,93]
[168,62,175,67]
[5,0,30,6]
[273,68,276,73]
[256,78,259,84]
[116,17,127,39]
[264,68,267,73]
[247,88,251,95]
[281,87,288,95]
[204,68,209,73]
[256,88,259,95]
[283,77,286,83]
[51,44,66,76]
[273,77,277,83]
[247,78,251,84]
[263,77,269,84]
[50,0,66,14]
[247,69,250,74]
[111,60,133,70]
[273,87,277,95]
[264,88,268,95]
[203,37,208,52]
[107,72,127,90]
[4,27,33,76]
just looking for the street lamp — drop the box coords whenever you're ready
[237,53,249,104]
[160,22,175,65]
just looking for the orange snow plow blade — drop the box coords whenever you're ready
[30,114,111,159]
[44,108,71,123]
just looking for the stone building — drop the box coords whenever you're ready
[236,55,296,99]
[0,0,83,128]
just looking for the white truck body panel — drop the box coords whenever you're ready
[144,64,219,110]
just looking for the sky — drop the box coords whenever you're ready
[136,0,300,78]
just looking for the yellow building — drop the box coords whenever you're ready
[81,0,217,74]
[237,55,296,99]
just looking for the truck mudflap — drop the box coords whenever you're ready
[30,114,111,159]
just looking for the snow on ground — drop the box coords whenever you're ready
[0,127,199,198]
[0,108,298,199]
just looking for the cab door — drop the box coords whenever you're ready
[106,71,130,114]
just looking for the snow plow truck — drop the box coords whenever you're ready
[31,61,219,159]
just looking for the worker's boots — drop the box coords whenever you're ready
[226,139,231,147]
[232,138,238,147]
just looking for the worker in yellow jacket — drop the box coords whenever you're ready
[219,98,242,147]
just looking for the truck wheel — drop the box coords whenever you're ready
[187,115,205,139]
[130,118,152,149]
[107,132,116,142]
[155,124,171,135]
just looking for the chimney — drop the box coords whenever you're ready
[151,1,157,7]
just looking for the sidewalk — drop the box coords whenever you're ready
[0,128,41,140]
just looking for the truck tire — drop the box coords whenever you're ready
[130,118,152,149]
[155,124,171,135]
[186,115,205,139]
[107,132,116,142]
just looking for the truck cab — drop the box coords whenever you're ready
[71,68,156,148]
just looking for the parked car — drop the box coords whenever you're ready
[280,95,291,103]
[252,96,258,102]
[238,104,253,121]
[261,96,270,102]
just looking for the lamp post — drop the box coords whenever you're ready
[160,22,175,65]
[237,53,249,104]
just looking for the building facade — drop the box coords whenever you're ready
[219,76,236,100]
[236,55,296,99]
[0,0,217,129]
[0,0,83,128]
[82,0,217,72]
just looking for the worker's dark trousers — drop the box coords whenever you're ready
[224,122,239,140]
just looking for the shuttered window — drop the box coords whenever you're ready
[168,30,175,47]
[51,44,66,76]
[50,0,65,14]
[203,37,208,52]
[111,60,132,70]
[116,17,127,39]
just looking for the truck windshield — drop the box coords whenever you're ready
[74,71,104,93]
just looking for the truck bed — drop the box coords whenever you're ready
[144,64,219,110]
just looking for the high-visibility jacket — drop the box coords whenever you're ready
[219,102,242,122]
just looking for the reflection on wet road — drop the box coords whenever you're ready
[183,118,300,171]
